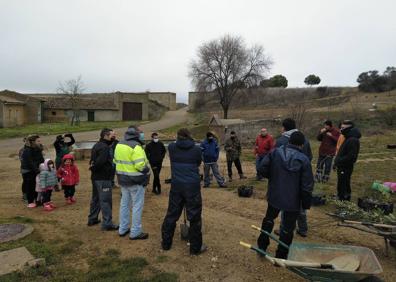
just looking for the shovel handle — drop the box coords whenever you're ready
[343,220,396,229]
[239,241,334,269]
[251,225,290,250]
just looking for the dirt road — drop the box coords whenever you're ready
[0,107,189,158]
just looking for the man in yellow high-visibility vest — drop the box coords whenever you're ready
[114,125,150,240]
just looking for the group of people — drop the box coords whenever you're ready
[20,134,80,211]
[18,116,361,257]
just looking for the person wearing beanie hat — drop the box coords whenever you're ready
[256,131,313,259]
[200,132,227,188]
[161,128,207,255]
[315,120,340,183]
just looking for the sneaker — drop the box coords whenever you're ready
[70,196,76,203]
[190,244,207,255]
[101,224,119,231]
[66,197,73,205]
[87,219,101,226]
[119,230,130,237]
[48,202,56,208]
[27,203,37,208]
[43,204,54,212]
[130,232,149,240]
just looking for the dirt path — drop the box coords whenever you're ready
[0,107,189,158]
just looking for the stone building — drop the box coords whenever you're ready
[0,90,43,128]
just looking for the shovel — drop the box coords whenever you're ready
[180,207,189,241]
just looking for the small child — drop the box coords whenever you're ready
[36,159,58,211]
[57,154,79,204]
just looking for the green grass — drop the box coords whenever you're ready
[0,120,149,139]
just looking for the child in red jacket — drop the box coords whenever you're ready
[57,154,79,204]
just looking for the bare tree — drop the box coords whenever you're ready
[189,35,272,119]
[57,76,85,126]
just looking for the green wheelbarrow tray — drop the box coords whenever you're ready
[286,242,383,282]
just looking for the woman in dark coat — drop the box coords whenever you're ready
[54,133,75,169]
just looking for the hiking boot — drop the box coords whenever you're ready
[190,244,207,255]
[27,203,37,208]
[130,232,149,240]
[66,197,73,205]
[87,219,101,226]
[101,224,119,231]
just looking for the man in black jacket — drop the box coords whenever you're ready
[334,120,361,201]
[161,128,206,255]
[257,132,314,259]
[87,128,118,230]
[145,132,166,194]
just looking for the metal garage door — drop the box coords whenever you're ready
[122,102,142,121]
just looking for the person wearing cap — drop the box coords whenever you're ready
[254,128,275,180]
[114,125,150,240]
[145,132,166,194]
[224,131,246,182]
[200,132,227,188]
[88,128,119,231]
[315,120,339,183]
[161,128,206,255]
[333,120,361,201]
[257,131,314,259]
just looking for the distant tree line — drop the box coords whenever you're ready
[357,66,396,92]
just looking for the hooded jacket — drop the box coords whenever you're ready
[36,159,58,192]
[258,144,314,211]
[169,139,202,185]
[57,154,80,186]
[90,138,114,181]
[276,129,313,161]
[317,127,340,156]
[200,138,220,163]
[114,128,150,186]
[334,127,361,168]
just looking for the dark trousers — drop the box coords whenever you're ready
[337,166,353,201]
[152,165,162,193]
[63,185,75,198]
[315,155,334,183]
[161,184,202,253]
[257,204,299,259]
[42,190,52,203]
[226,158,243,177]
[88,180,114,228]
[23,172,37,204]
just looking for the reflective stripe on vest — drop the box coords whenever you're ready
[114,158,146,165]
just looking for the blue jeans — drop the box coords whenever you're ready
[119,184,145,238]
[203,163,225,186]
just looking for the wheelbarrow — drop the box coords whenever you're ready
[240,225,383,282]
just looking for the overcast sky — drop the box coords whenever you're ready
[1,0,395,102]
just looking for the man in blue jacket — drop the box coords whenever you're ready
[200,132,227,188]
[275,118,313,237]
[161,128,207,255]
[257,131,314,259]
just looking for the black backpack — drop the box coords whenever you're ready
[238,185,253,198]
